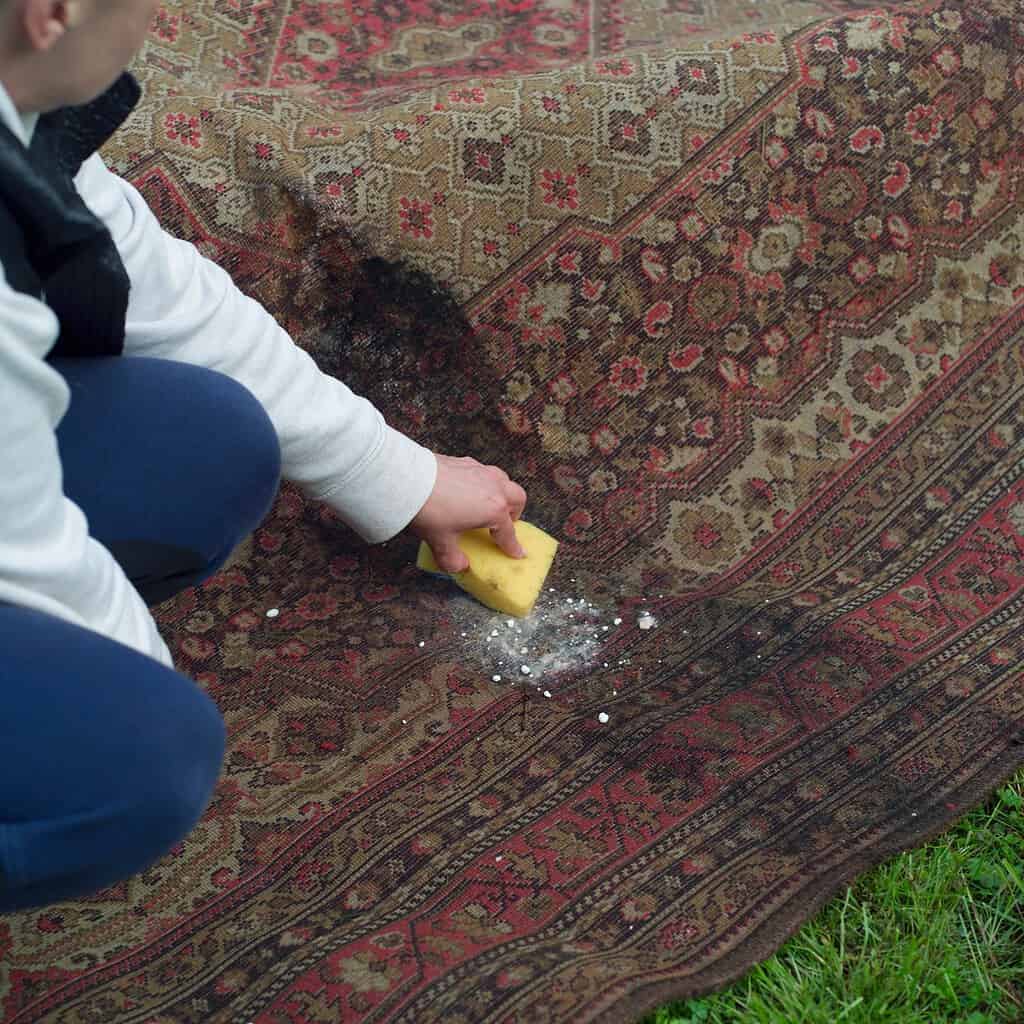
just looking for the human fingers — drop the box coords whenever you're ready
[488,512,525,559]
[428,533,470,574]
[505,480,527,522]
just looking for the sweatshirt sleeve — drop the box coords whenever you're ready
[74,154,438,544]
[0,265,174,667]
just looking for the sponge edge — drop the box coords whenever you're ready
[416,520,559,618]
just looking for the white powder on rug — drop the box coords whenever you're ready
[447,587,626,692]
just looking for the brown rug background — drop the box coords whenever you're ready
[4,0,1024,1020]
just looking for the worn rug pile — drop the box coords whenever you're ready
[3,0,1024,1020]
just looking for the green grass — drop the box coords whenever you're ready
[642,771,1024,1024]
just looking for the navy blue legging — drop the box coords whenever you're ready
[0,356,281,913]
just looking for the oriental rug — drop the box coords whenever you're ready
[3,0,1024,1021]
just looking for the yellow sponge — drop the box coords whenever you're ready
[416,520,559,618]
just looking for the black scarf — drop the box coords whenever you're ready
[0,72,140,358]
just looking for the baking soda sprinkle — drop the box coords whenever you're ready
[452,588,621,692]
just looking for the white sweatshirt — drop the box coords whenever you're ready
[0,83,438,668]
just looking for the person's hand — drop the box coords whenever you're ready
[409,454,528,573]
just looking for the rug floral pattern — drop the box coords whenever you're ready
[3,0,1024,1021]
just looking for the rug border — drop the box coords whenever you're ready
[593,735,1024,1024]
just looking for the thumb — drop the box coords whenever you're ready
[429,535,470,574]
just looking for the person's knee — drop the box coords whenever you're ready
[0,674,227,912]
[161,686,226,826]
[130,686,226,861]
[208,372,282,531]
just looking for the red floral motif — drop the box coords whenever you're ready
[882,159,911,198]
[150,6,179,41]
[449,86,485,103]
[257,529,281,552]
[644,299,673,337]
[296,593,339,620]
[971,98,997,131]
[641,249,668,284]
[278,640,310,660]
[591,425,619,454]
[677,211,708,240]
[849,125,884,154]
[700,154,736,185]
[540,169,580,210]
[764,136,788,169]
[732,199,823,293]
[609,355,648,395]
[803,107,836,139]
[500,402,532,434]
[669,343,704,371]
[557,250,582,274]
[691,414,716,441]
[398,197,434,239]
[228,610,261,629]
[932,44,960,75]
[849,254,874,284]
[770,560,803,584]
[164,112,202,148]
[660,919,701,950]
[802,141,829,173]
[180,636,216,660]
[887,213,913,249]
[549,372,578,401]
[840,54,862,77]
[563,508,593,539]
[718,356,749,390]
[762,327,789,355]
[644,446,668,471]
[944,199,964,223]
[905,103,943,145]
[693,518,723,549]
